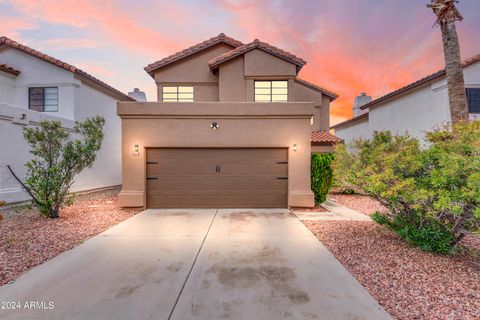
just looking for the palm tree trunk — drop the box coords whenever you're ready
[440,21,469,123]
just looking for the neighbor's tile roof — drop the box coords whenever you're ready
[208,39,306,73]
[294,78,338,100]
[360,52,480,110]
[0,36,134,101]
[330,112,369,130]
[0,63,20,76]
[311,130,343,144]
[144,33,243,77]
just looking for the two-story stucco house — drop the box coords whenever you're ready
[0,37,134,203]
[332,54,480,143]
[117,33,340,209]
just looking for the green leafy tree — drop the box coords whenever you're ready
[311,153,335,204]
[333,121,480,253]
[8,116,105,218]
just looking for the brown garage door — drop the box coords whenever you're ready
[146,148,288,208]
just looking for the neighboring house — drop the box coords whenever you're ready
[117,33,339,209]
[332,54,480,143]
[0,36,134,203]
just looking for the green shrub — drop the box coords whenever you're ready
[333,120,480,253]
[372,212,455,254]
[311,153,335,204]
[8,116,105,219]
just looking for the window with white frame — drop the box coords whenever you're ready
[466,88,480,113]
[254,80,288,102]
[29,87,58,112]
[162,86,194,102]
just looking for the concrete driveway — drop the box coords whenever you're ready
[0,209,391,320]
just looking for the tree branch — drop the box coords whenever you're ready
[6,165,42,206]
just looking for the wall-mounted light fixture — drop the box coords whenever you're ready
[210,121,219,130]
[133,144,139,156]
[293,144,297,152]
[20,113,26,120]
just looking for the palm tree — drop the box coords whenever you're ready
[427,0,469,123]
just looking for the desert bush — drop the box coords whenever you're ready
[8,116,105,218]
[333,121,480,253]
[311,153,335,204]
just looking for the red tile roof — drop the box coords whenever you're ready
[0,36,134,101]
[330,112,369,130]
[0,63,20,76]
[144,33,243,77]
[360,53,480,110]
[311,130,343,144]
[294,78,338,100]
[208,39,306,73]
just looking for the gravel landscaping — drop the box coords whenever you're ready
[0,188,141,286]
[303,193,480,320]
[328,191,389,216]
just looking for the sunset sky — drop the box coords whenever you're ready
[1,0,479,125]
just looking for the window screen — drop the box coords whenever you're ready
[29,87,58,112]
[162,86,194,102]
[466,88,480,113]
[254,81,288,102]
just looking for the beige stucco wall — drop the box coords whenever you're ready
[153,43,234,101]
[117,102,315,208]
[244,49,297,77]
[311,144,335,153]
[218,56,246,101]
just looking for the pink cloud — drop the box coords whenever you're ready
[33,38,103,51]
[75,62,114,78]
[0,15,37,39]
[4,0,183,57]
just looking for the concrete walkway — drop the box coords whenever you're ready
[0,209,390,320]
[293,200,372,221]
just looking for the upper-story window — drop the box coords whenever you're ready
[254,80,288,102]
[162,86,194,102]
[29,87,58,112]
[466,88,480,113]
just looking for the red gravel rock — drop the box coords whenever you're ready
[328,192,389,215]
[0,188,141,286]
[304,221,480,320]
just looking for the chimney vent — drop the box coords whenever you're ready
[353,92,372,116]
[128,88,147,102]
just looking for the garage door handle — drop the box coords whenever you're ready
[277,161,288,164]
[147,177,158,180]
[147,161,158,164]
[277,177,288,180]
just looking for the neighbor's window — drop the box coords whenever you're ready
[162,86,194,102]
[29,87,58,112]
[254,80,288,102]
[466,88,480,113]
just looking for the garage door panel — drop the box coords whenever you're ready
[146,195,287,208]
[147,179,287,191]
[147,162,287,176]
[146,148,288,208]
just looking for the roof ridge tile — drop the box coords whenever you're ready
[0,36,133,100]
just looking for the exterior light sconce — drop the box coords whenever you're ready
[133,144,139,156]
[210,121,219,130]
[20,113,26,120]
[293,144,297,152]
